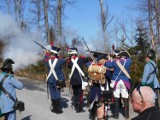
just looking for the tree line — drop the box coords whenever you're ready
[0,0,160,86]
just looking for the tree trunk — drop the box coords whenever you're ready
[99,0,107,52]
[6,0,11,14]
[43,0,50,43]
[148,0,156,50]
[37,0,41,30]
[155,0,160,46]
[57,0,62,37]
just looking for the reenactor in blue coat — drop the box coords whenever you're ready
[106,49,132,119]
[87,53,110,120]
[0,58,23,120]
[68,47,88,113]
[44,45,67,114]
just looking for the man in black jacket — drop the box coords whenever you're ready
[131,86,160,120]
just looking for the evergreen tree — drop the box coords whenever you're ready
[134,21,150,54]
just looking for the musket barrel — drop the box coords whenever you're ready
[33,40,47,50]
[82,38,97,63]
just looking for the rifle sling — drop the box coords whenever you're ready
[146,62,157,83]
[116,60,131,79]
[0,75,17,103]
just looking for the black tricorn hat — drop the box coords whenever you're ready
[97,54,107,61]
[118,50,131,58]
[87,50,108,58]
[113,50,121,56]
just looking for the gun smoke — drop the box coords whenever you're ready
[0,11,109,71]
[0,12,43,70]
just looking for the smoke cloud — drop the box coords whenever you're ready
[0,12,43,70]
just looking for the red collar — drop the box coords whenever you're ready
[71,55,78,59]
[50,56,58,60]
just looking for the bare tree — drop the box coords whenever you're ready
[99,0,114,52]
[48,0,75,46]
[118,19,134,46]
[57,0,62,37]
[30,0,43,30]
[148,0,156,50]
[43,0,50,43]
[14,0,26,29]
[137,0,160,51]
[155,0,160,45]
[5,0,11,14]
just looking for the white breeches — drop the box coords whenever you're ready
[113,80,129,98]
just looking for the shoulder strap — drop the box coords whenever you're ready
[0,75,17,103]
[70,58,85,78]
[149,62,157,75]
[116,59,131,79]
[47,58,58,80]
[146,62,158,83]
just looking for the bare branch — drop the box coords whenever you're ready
[105,16,114,27]
[64,0,75,4]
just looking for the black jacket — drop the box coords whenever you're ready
[131,106,160,120]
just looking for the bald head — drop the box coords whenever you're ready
[131,86,156,113]
[132,86,155,104]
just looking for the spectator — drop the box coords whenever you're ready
[96,103,107,120]
[0,58,23,120]
[141,49,160,107]
[131,86,160,120]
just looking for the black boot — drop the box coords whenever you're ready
[75,102,80,113]
[79,102,85,112]
[51,99,55,113]
[155,89,160,109]
[76,102,85,113]
[89,101,99,120]
[89,107,96,120]
[112,98,119,119]
[54,99,63,114]
[155,98,159,109]
[124,98,129,118]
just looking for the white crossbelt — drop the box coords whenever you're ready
[69,58,85,79]
[116,59,131,79]
[47,58,58,81]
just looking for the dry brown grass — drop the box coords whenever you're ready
[0,117,4,120]
[15,69,46,82]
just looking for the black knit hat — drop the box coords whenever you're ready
[146,49,156,60]
[1,58,15,73]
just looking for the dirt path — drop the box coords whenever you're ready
[2,77,137,120]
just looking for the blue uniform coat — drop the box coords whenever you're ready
[106,58,132,89]
[45,58,66,86]
[68,57,87,85]
[45,56,67,99]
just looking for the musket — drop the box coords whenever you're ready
[33,40,47,50]
[82,38,97,64]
